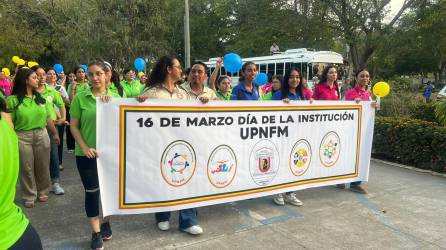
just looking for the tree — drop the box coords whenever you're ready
[323,0,423,73]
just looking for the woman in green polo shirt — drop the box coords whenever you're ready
[215,76,232,101]
[68,66,90,101]
[6,68,60,208]
[70,61,120,250]
[0,98,43,250]
[103,61,125,97]
[121,69,144,97]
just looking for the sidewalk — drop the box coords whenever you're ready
[20,152,446,249]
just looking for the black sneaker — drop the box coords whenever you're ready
[100,222,112,241]
[90,232,104,250]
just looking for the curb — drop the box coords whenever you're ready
[371,158,446,178]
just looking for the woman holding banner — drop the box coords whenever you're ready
[230,62,263,100]
[271,68,305,206]
[138,55,204,236]
[342,68,374,194]
[70,61,120,250]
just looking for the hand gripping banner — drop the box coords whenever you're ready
[97,100,375,216]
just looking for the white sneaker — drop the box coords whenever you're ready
[67,149,74,154]
[157,221,170,231]
[284,193,303,206]
[51,183,65,195]
[183,225,203,235]
[273,193,285,206]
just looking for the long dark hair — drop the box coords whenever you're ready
[146,55,179,89]
[282,68,305,100]
[353,68,370,90]
[11,68,46,109]
[111,70,124,97]
[0,88,7,117]
[318,65,340,98]
[238,61,256,82]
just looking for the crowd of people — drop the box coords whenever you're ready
[0,55,376,250]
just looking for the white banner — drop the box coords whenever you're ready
[97,100,375,216]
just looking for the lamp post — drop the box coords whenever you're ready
[184,0,191,68]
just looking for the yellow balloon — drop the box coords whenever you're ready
[17,59,26,66]
[28,61,39,68]
[372,81,390,97]
[2,68,11,77]
[138,72,145,78]
[12,56,21,64]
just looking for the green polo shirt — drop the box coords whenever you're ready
[41,85,65,121]
[216,89,232,101]
[67,80,90,97]
[6,95,51,131]
[0,118,29,249]
[70,89,120,156]
[121,80,144,97]
[108,83,127,98]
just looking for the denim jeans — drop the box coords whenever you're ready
[57,125,65,164]
[351,181,362,186]
[155,208,198,230]
[49,132,60,183]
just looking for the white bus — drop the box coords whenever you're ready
[204,48,344,89]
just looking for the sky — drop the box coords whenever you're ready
[387,0,406,21]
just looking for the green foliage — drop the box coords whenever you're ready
[435,99,446,126]
[378,89,424,117]
[410,102,437,123]
[373,117,446,172]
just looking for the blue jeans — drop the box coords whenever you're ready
[57,125,65,164]
[49,132,60,183]
[351,181,362,186]
[155,208,197,230]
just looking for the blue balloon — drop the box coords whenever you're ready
[80,64,88,73]
[254,73,268,86]
[53,64,64,74]
[223,53,242,73]
[134,58,145,72]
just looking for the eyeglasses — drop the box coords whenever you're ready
[171,65,182,70]
[87,72,105,78]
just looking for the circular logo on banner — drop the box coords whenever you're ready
[289,139,312,176]
[249,140,280,186]
[207,145,237,188]
[319,131,341,167]
[160,140,196,187]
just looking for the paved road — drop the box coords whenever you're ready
[19,151,446,250]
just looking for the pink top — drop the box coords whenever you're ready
[344,86,371,101]
[0,79,12,96]
[303,88,313,100]
[313,82,339,100]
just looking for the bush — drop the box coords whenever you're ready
[409,102,437,123]
[378,91,424,117]
[373,116,446,172]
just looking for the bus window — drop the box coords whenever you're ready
[276,63,284,76]
[260,64,267,74]
[285,62,292,72]
[221,67,227,76]
[268,64,276,75]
